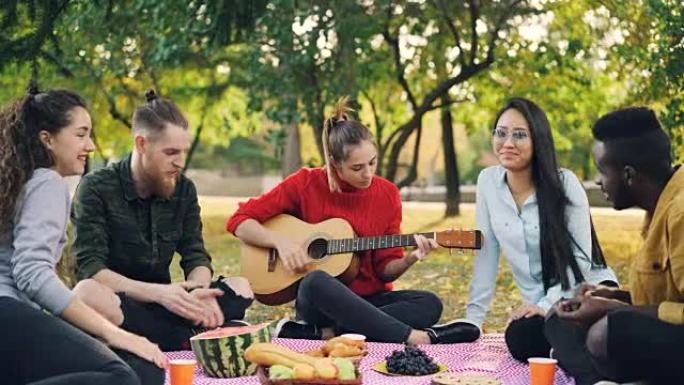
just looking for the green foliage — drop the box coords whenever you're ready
[0,0,681,180]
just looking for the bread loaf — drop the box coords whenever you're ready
[245,343,319,367]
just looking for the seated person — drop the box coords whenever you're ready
[547,107,684,385]
[0,86,165,385]
[467,97,617,361]
[71,90,254,351]
[227,98,479,344]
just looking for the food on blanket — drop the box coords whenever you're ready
[305,336,367,360]
[328,343,364,357]
[268,365,295,380]
[190,323,271,378]
[292,363,316,380]
[324,336,365,351]
[431,373,501,385]
[245,342,319,367]
[333,358,356,380]
[314,357,339,379]
[386,346,439,375]
[247,343,360,381]
[305,349,326,357]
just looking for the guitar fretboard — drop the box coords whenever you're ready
[326,232,435,255]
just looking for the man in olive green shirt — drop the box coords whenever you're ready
[72,92,253,351]
[546,107,684,385]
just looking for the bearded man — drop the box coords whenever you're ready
[70,90,253,351]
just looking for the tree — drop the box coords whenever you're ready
[2,0,268,167]
[372,0,534,191]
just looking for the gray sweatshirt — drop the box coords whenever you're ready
[0,168,74,315]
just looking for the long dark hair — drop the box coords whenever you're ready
[494,97,607,291]
[0,85,86,235]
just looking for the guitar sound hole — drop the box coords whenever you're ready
[308,238,328,260]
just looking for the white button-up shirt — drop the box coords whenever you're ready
[466,165,618,326]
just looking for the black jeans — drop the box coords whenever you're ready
[119,277,254,351]
[546,308,684,385]
[505,315,551,362]
[0,297,163,385]
[295,270,443,343]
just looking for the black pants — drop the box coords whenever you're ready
[505,315,551,362]
[119,277,254,351]
[546,308,684,385]
[295,270,443,343]
[0,297,163,385]
[505,281,620,363]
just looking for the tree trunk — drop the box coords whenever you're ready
[281,122,302,176]
[384,116,420,182]
[185,127,203,172]
[441,95,460,216]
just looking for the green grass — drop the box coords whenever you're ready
[169,197,643,332]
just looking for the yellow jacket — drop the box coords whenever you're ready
[629,166,684,324]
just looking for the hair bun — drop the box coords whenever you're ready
[330,96,353,125]
[145,89,158,103]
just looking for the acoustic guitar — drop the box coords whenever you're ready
[240,214,482,305]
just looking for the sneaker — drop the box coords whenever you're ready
[274,319,322,340]
[425,319,481,344]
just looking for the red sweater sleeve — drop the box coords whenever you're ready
[371,185,404,278]
[226,169,306,234]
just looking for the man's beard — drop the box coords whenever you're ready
[148,169,178,199]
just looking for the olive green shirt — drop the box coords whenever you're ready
[71,155,212,284]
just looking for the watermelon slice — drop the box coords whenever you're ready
[190,323,272,378]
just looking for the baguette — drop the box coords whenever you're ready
[245,343,319,367]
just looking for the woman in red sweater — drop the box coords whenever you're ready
[227,99,480,344]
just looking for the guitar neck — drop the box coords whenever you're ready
[326,232,436,255]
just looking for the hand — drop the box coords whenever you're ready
[574,283,598,298]
[409,234,439,262]
[506,304,546,327]
[104,328,168,369]
[576,282,629,303]
[190,288,225,328]
[154,282,205,324]
[273,236,311,274]
[555,295,627,326]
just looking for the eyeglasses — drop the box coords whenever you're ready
[492,128,530,144]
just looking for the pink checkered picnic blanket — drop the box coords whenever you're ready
[164,334,575,385]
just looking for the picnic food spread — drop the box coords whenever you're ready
[385,346,440,375]
[245,342,358,381]
[305,336,368,360]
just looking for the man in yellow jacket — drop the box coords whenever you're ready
[546,107,684,385]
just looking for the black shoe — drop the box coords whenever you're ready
[274,319,322,340]
[426,319,481,344]
[210,276,255,320]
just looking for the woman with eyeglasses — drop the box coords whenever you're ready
[465,97,618,362]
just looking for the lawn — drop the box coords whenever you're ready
[170,197,644,332]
